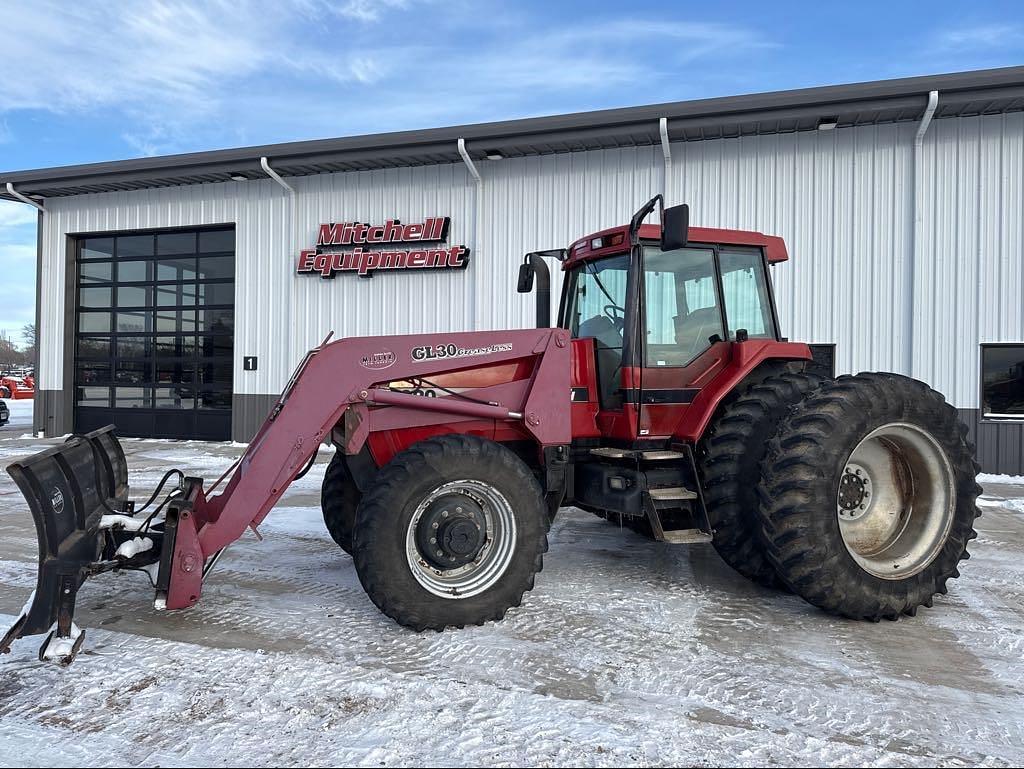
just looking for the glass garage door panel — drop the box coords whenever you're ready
[74,227,235,440]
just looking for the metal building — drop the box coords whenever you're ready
[2,67,1023,472]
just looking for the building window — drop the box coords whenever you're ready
[74,227,235,440]
[981,344,1024,419]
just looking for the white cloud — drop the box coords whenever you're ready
[0,1,397,119]
[937,23,1024,50]
[0,202,38,229]
[0,3,772,154]
[0,242,35,267]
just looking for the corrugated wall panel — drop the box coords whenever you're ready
[36,114,1022,425]
[914,112,1024,407]
[670,124,915,381]
[481,146,663,331]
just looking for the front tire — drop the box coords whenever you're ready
[321,451,362,554]
[755,373,981,620]
[352,435,548,631]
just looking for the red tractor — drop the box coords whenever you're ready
[0,374,34,400]
[2,197,980,663]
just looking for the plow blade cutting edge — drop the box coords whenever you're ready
[0,426,158,664]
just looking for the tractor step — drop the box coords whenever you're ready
[590,448,687,461]
[648,486,698,502]
[660,529,714,545]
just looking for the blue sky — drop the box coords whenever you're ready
[1,0,1023,346]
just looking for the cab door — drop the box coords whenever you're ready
[636,243,780,437]
[635,244,731,437]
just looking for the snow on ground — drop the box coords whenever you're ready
[0,397,33,434]
[0,427,1022,766]
[979,474,1024,486]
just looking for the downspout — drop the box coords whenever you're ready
[458,138,482,329]
[260,156,295,196]
[5,182,45,213]
[659,117,672,198]
[6,184,45,435]
[260,157,297,441]
[905,90,939,376]
[34,209,42,437]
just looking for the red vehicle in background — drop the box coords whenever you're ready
[0,374,34,400]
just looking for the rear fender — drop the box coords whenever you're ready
[672,341,812,443]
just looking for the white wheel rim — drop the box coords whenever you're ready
[405,479,518,599]
[836,422,956,579]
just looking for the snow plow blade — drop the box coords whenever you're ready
[1,427,132,663]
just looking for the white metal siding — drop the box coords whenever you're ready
[38,114,1024,412]
[669,124,915,378]
[914,112,1024,406]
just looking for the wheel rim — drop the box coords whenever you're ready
[405,479,518,599]
[836,422,955,579]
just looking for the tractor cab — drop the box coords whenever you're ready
[518,196,811,544]
[521,196,798,446]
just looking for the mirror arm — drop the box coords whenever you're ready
[526,254,551,328]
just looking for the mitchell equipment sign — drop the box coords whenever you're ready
[296,216,469,278]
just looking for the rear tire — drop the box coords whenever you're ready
[755,373,981,620]
[321,451,361,555]
[700,371,826,587]
[352,435,548,631]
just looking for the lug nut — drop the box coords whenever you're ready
[436,550,443,557]
[441,511,449,518]
[430,537,436,544]
[432,522,439,529]
[455,506,463,513]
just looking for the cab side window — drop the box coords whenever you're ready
[644,247,724,366]
[719,249,775,339]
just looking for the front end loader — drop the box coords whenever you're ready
[2,196,981,664]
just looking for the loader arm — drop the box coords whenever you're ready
[1,327,570,659]
[162,328,571,610]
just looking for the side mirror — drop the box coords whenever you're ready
[517,262,535,293]
[662,204,689,251]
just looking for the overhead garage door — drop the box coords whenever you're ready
[74,227,235,440]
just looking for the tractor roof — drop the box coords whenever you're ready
[563,223,788,270]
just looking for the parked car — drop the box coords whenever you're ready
[0,375,34,400]
[0,399,8,426]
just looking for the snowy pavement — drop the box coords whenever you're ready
[0,407,1022,766]
[0,398,33,434]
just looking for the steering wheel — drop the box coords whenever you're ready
[603,303,626,331]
